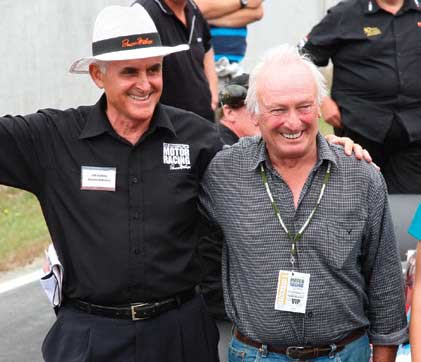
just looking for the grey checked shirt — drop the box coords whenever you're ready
[199,133,407,347]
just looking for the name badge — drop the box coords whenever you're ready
[81,166,116,192]
[275,270,310,314]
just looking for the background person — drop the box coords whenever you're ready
[217,73,259,145]
[195,0,264,86]
[408,204,421,361]
[1,5,222,361]
[300,0,421,193]
[200,44,407,362]
[134,0,218,121]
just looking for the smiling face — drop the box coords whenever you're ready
[255,62,320,165]
[89,57,163,127]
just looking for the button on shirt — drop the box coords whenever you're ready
[302,0,421,143]
[0,96,222,305]
[136,0,214,121]
[199,134,407,346]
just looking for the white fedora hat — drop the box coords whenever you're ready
[70,4,189,74]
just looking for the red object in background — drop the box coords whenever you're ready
[405,250,417,313]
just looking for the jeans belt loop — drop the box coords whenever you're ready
[328,343,337,359]
[259,344,268,357]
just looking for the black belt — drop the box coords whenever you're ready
[67,289,196,321]
[234,328,366,360]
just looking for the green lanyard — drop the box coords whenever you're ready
[259,161,331,270]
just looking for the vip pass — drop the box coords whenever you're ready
[259,161,331,270]
[163,143,191,170]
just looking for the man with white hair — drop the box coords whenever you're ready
[0,5,221,361]
[199,44,407,361]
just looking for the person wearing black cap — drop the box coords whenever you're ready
[217,73,260,145]
[300,0,421,194]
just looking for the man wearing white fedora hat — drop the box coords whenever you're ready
[0,4,221,362]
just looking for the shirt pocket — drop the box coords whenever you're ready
[319,219,366,270]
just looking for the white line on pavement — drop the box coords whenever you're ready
[0,270,43,294]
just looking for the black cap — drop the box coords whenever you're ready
[219,73,249,108]
[229,73,249,89]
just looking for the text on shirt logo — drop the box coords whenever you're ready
[163,143,191,170]
[363,27,382,37]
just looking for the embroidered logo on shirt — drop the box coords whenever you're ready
[163,143,191,170]
[364,27,382,37]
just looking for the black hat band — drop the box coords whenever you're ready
[92,33,162,56]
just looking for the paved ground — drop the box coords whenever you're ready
[0,268,55,362]
[0,259,232,362]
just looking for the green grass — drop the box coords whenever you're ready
[0,186,50,271]
[319,118,333,136]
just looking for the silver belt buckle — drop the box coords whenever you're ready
[130,303,149,321]
[286,346,305,358]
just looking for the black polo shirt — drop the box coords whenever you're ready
[0,96,222,305]
[302,0,421,143]
[217,123,239,146]
[135,0,214,121]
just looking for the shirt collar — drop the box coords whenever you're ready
[79,94,113,139]
[364,0,421,14]
[405,0,421,12]
[152,0,173,15]
[248,133,338,171]
[79,95,177,140]
[152,0,198,15]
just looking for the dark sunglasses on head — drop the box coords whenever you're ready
[219,84,248,108]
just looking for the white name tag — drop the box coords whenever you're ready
[81,166,116,191]
[275,270,310,314]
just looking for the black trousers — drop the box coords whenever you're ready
[337,121,421,194]
[42,295,219,362]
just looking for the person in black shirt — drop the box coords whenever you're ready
[300,0,421,194]
[134,0,218,121]
[0,5,221,362]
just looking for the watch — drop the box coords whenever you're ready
[240,0,248,8]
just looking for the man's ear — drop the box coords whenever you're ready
[252,113,259,127]
[222,105,236,124]
[89,63,104,89]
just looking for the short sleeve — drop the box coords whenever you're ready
[300,3,345,66]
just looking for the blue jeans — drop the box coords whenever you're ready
[228,334,371,362]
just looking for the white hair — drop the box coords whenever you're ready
[93,60,108,74]
[245,44,327,115]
